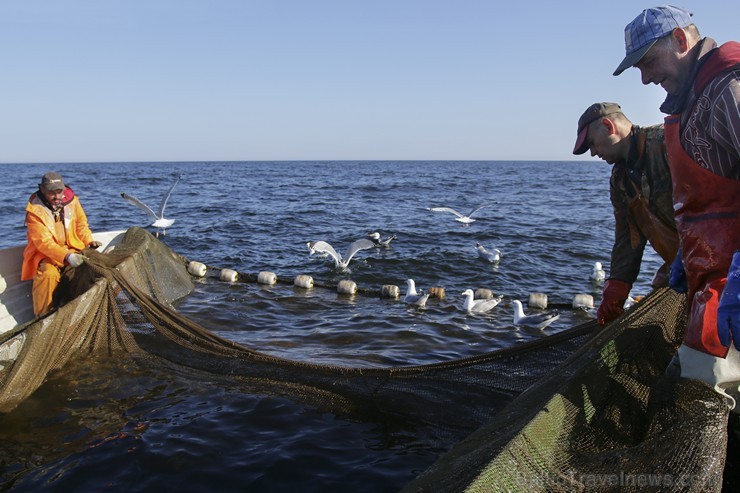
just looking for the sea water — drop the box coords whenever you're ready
[0,161,663,492]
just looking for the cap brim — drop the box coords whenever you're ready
[613,41,655,76]
[572,127,589,155]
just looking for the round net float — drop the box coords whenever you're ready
[380,284,400,299]
[294,275,314,289]
[219,269,238,283]
[474,288,494,300]
[257,271,277,285]
[528,292,548,309]
[187,261,207,277]
[572,293,594,309]
[428,287,445,299]
[337,279,357,295]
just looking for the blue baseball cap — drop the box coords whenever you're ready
[613,5,693,76]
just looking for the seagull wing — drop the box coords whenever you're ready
[405,292,429,307]
[157,174,181,217]
[121,193,158,222]
[525,311,560,329]
[429,207,464,219]
[344,238,376,263]
[308,241,342,266]
[468,203,493,218]
[476,296,503,312]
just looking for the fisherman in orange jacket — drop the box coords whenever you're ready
[22,172,102,316]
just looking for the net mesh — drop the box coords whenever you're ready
[0,227,729,492]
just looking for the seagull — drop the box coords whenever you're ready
[427,204,492,224]
[511,300,560,329]
[591,262,606,284]
[403,278,429,308]
[369,232,397,248]
[306,238,375,270]
[121,174,181,237]
[461,289,502,313]
[475,243,501,263]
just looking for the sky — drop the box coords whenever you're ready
[1,0,737,163]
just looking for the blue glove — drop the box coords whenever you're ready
[668,248,687,293]
[718,251,740,350]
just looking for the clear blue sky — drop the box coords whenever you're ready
[1,1,737,163]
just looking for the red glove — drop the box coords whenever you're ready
[596,279,632,326]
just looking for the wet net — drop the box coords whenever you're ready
[0,228,729,492]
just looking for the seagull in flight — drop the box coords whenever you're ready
[403,279,430,308]
[368,232,397,247]
[461,289,502,313]
[120,174,181,237]
[427,204,492,224]
[475,243,501,264]
[511,300,560,330]
[306,238,375,270]
[590,262,606,285]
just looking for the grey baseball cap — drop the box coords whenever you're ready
[573,102,623,155]
[40,172,65,191]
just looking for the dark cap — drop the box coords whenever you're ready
[613,6,693,76]
[40,172,66,191]
[572,102,623,155]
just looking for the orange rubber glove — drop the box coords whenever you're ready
[596,279,632,326]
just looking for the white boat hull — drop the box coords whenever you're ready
[0,230,127,335]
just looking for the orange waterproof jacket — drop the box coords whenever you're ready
[21,187,94,281]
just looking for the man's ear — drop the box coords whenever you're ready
[671,27,689,52]
[602,117,617,135]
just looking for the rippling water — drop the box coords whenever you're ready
[0,161,663,492]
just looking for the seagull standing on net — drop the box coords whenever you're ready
[120,174,181,237]
[461,289,502,313]
[475,243,501,264]
[306,238,375,270]
[427,203,492,224]
[403,278,429,308]
[511,300,560,329]
[591,262,606,284]
[369,232,397,248]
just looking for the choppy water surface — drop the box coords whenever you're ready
[0,161,663,492]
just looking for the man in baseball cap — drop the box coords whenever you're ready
[22,172,101,315]
[613,5,740,413]
[572,102,677,326]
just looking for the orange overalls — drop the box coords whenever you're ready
[22,188,94,316]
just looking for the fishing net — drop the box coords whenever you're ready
[0,227,729,492]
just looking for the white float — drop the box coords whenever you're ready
[187,261,207,277]
[528,293,548,309]
[294,275,314,289]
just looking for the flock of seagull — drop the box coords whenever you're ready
[305,225,562,330]
[120,177,603,331]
